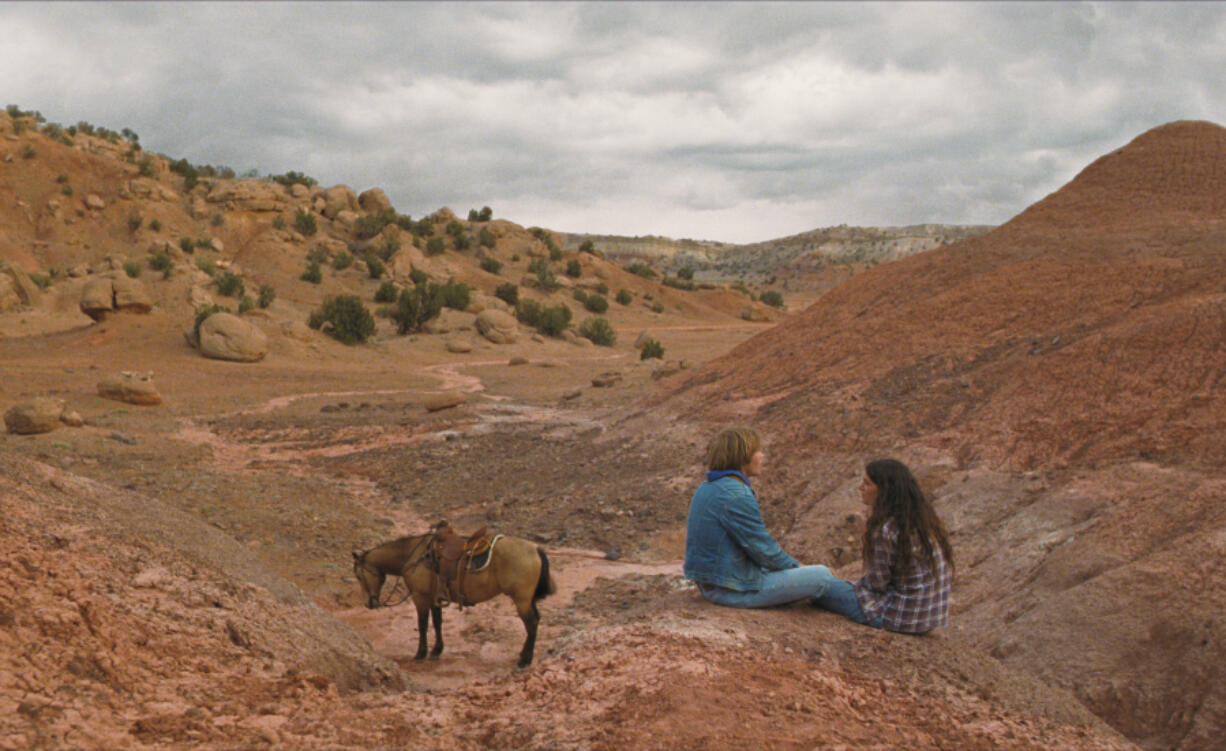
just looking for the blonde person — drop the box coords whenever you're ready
[684,427,826,608]
[809,458,953,634]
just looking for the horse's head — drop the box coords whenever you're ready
[352,550,385,609]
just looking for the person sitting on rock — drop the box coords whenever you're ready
[810,458,954,634]
[684,426,827,607]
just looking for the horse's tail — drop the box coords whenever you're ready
[534,548,556,602]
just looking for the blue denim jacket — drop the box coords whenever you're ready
[683,475,800,591]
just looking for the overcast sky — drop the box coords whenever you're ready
[3,2,1224,244]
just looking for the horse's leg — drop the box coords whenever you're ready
[413,601,429,662]
[429,605,444,660]
[514,596,540,669]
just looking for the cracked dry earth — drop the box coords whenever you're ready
[1,323,1136,751]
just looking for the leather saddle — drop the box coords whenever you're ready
[426,521,494,608]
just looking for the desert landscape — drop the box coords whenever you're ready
[3,104,1224,751]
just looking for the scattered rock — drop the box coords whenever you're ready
[84,193,106,211]
[561,389,582,401]
[445,336,473,353]
[97,372,163,406]
[198,312,269,362]
[423,391,466,412]
[508,356,528,366]
[4,398,65,434]
[59,410,84,428]
[592,372,622,388]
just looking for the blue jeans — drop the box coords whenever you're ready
[699,565,830,608]
[809,565,883,629]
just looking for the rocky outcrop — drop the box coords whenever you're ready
[321,186,359,220]
[111,276,153,314]
[79,277,115,320]
[97,372,163,406]
[206,181,288,212]
[197,313,268,362]
[0,262,42,311]
[358,188,392,216]
[475,309,518,344]
[78,276,152,319]
[4,397,65,434]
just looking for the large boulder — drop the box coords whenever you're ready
[97,372,163,406]
[475,309,518,344]
[358,188,392,216]
[422,309,475,335]
[79,277,115,320]
[198,312,269,362]
[111,276,153,314]
[423,391,466,412]
[321,185,359,219]
[4,398,65,435]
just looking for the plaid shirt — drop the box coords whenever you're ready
[854,520,951,633]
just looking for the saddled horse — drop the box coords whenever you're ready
[352,524,556,668]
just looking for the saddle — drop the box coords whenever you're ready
[426,521,495,608]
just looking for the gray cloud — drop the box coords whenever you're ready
[2,1,1223,243]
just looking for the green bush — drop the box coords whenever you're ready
[409,267,429,286]
[148,252,173,274]
[495,282,518,306]
[438,279,470,311]
[446,220,465,237]
[390,284,444,334]
[210,212,224,227]
[355,214,390,240]
[137,156,154,177]
[579,239,595,254]
[365,254,386,279]
[123,261,142,279]
[196,258,217,277]
[60,183,74,196]
[616,289,633,305]
[626,262,656,279]
[238,295,255,314]
[127,215,143,232]
[180,237,196,254]
[257,285,276,308]
[149,219,162,232]
[396,214,415,231]
[479,228,496,248]
[375,280,399,303]
[306,245,329,265]
[677,266,694,280]
[467,209,479,221]
[270,171,317,188]
[412,218,434,237]
[294,209,317,236]
[579,316,616,346]
[572,289,588,304]
[272,214,287,231]
[301,261,322,284]
[536,304,572,337]
[528,258,558,291]
[651,302,665,313]
[332,251,353,270]
[454,233,471,251]
[310,295,376,344]
[515,299,542,327]
[28,273,51,290]
[480,257,502,274]
[640,337,664,360]
[662,276,695,291]
[215,271,245,298]
[595,282,609,295]
[425,236,445,256]
[584,294,609,314]
[479,206,492,221]
[759,290,785,309]
[566,259,581,277]
[377,236,400,261]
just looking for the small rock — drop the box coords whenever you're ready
[424,391,466,412]
[605,547,622,561]
[109,432,137,445]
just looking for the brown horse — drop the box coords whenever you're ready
[352,528,555,668]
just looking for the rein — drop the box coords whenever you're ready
[366,534,433,608]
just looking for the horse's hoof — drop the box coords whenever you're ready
[427,653,441,661]
[413,655,427,663]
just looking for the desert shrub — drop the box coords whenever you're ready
[272,214,286,230]
[306,245,329,265]
[425,237,445,256]
[584,294,609,314]
[375,280,399,303]
[446,221,465,237]
[640,337,664,360]
[21,145,35,159]
[528,258,558,291]
[194,304,229,340]
[270,171,316,188]
[310,295,375,344]
[651,302,665,313]
[479,206,492,221]
[480,257,502,274]
[238,295,255,314]
[759,290,785,309]
[662,276,695,291]
[579,316,616,346]
[148,252,173,274]
[572,289,588,304]
[514,299,542,327]
[454,233,471,251]
[60,183,74,196]
[377,236,400,261]
[332,251,353,270]
[595,282,609,295]
[137,157,154,177]
[215,271,245,298]
[438,279,470,311]
[294,209,317,236]
[355,214,390,240]
[579,239,595,254]
[566,259,581,277]
[511,254,520,262]
[467,209,479,221]
[257,285,276,308]
[677,266,694,280]
[495,282,518,306]
[195,258,217,277]
[210,212,225,227]
[479,228,496,248]
[626,262,656,279]
[28,273,51,290]
[412,218,434,237]
[409,267,429,286]
[127,215,143,232]
[549,246,562,262]
[300,261,322,284]
[122,261,142,279]
[390,284,444,335]
[396,214,415,231]
[149,219,162,232]
[365,254,386,279]
[56,174,69,184]
[535,304,572,337]
[170,159,200,190]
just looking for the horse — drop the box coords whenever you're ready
[352,526,556,669]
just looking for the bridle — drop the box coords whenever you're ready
[358,535,433,608]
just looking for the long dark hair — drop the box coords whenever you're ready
[861,459,954,577]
